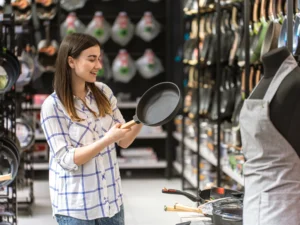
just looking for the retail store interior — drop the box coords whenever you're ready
[1,0,299,224]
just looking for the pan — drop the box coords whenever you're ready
[278,0,288,48]
[121,82,182,129]
[0,137,20,188]
[293,0,300,55]
[260,0,282,58]
[250,0,269,64]
[162,187,243,204]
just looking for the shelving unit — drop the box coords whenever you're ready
[119,160,167,169]
[173,0,246,192]
[24,102,139,111]
[35,132,167,141]
[173,132,243,186]
[173,161,197,189]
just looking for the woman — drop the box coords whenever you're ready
[40,33,143,225]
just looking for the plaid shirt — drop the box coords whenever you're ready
[40,82,125,220]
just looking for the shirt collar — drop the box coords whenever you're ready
[73,85,93,100]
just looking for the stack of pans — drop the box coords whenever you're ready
[212,199,243,225]
[0,135,21,188]
[0,48,21,94]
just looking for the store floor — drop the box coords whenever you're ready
[18,176,192,225]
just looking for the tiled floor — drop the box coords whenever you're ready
[17,177,194,225]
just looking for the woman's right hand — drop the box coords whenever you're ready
[105,123,131,143]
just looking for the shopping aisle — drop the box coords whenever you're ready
[18,178,192,225]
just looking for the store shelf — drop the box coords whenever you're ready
[173,161,197,188]
[33,162,48,170]
[222,166,244,186]
[173,132,217,165]
[136,132,167,139]
[119,160,167,169]
[173,132,244,186]
[22,102,138,111]
[35,134,46,141]
[33,161,167,170]
[117,102,138,109]
[35,132,167,141]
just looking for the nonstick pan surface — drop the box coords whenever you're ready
[121,82,181,129]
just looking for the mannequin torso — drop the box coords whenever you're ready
[249,47,300,157]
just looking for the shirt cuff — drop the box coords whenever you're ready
[55,148,79,172]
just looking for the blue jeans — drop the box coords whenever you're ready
[55,205,124,225]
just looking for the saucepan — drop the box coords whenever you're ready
[162,187,243,204]
[121,82,182,129]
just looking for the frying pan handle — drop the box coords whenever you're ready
[0,174,12,182]
[162,188,200,202]
[120,120,138,129]
[164,206,191,212]
[121,115,140,129]
[174,203,203,214]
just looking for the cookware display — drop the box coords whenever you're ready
[60,12,86,39]
[4,117,34,152]
[136,49,164,79]
[37,20,58,72]
[36,0,58,20]
[179,0,296,191]
[121,82,181,129]
[96,50,112,82]
[16,44,35,91]
[0,48,21,94]
[111,12,135,46]
[260,0,282,58]
[135,12,161,42]
[112,49,136,83]
[162,187,243,204]
[163,187,243,224]
[60,0,87,12]
[0,135,21,189]
[15,117,34,151]
[293,0,300,55]
[11,0,32,22]
[85,11,111,44]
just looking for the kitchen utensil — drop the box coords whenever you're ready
[60,12,86,39]
[36,0,57,20]
[135,11,161,42]
[0,136,20,188]
[162,187,243,204]
[16,117,34,151]
[37,21,58,71]
[250,0,269,64]
[0,174,12,182]
[85,11,111,44]
[111,12,134,46]
[136,49,164,79]
[112,49,136,83]
[121,82,181,129]
[60,0,87,11]
[261,0,282,58]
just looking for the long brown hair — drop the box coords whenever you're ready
[54,33,112,122]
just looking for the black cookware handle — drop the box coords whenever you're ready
[162,188,200,202]
[222,215,243,222]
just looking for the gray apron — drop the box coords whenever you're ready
[240,54,300,225]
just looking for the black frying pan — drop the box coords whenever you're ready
[260,0,282,58]
[121,82,182,129]
[162,187,243,204]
